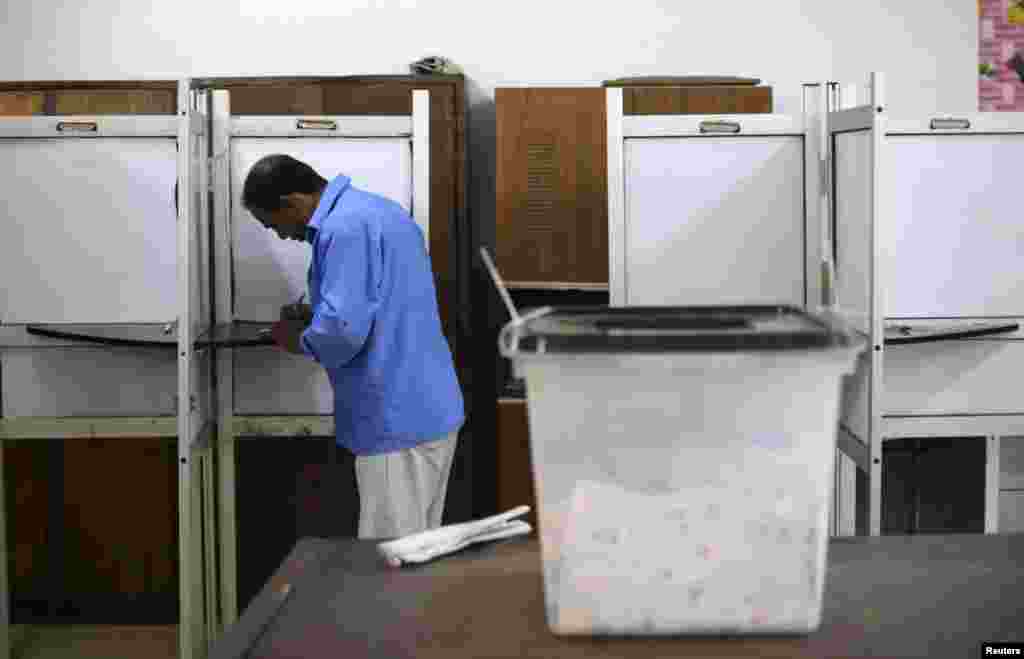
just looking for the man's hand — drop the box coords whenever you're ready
[280,302,314,323]
[270,319,307,354]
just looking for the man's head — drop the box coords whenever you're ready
[242,154,327,241]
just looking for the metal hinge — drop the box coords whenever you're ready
[172,395,198,414]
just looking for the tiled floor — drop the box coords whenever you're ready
[10,625,178,659]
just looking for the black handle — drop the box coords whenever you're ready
[885,322,1019,345]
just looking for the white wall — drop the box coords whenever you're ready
[1,0,978,234]
[1,1,977,111]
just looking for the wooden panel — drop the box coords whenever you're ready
[61,438,178,598]
[496,400,536,527]
[323,81,413,115]
[226,86,325,115]
[623,86,773,115]
[0,93,44,115]
[496,88,608,285]
[0,81,177,92]
[5,442,50,594]
[53,90,176,115]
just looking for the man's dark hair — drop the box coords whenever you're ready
[242,154,328,212]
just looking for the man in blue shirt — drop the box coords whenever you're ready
[242,154,465,540]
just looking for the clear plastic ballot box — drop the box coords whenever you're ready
[499,305,866,635]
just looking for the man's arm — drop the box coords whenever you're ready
[300,224,382,369]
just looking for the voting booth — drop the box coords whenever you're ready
[205,79,435,624]
[0,80,216,659]
[829,73,1024,537]
[604,84,826,311]
[0,75,472,658]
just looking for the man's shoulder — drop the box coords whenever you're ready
[341,185,409,218]
[323,186,413,236]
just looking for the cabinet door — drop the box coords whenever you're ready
[623,136,804,307]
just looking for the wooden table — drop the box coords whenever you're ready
[211,533,1024,659]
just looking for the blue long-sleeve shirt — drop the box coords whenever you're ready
[299,175,465,456]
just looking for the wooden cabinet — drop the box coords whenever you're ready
[494,85,773,287]
[6,438,179,623]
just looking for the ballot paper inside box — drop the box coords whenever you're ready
[548,480,825,635]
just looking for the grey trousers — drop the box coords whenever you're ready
[355,429,460,539]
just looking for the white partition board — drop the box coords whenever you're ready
[883,339,1024,415]
[231,138,412,322]
[0,138,178,324]
[233,348,334,416]
[882,135,1024,318]
[231,137,411,415]
[1,349,177,417]
[834,131,873,335]
[623,137,804,307]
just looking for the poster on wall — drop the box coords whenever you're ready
[980,0,1024,109]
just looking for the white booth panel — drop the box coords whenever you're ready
[883,339,1024,416]
[0,138,178,324]
[623,137,804,307]
[833,131,873,335]
[231,138,412,323]
[882,135,1024,318]
[1,350,177,417]
[232,348,333,416]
